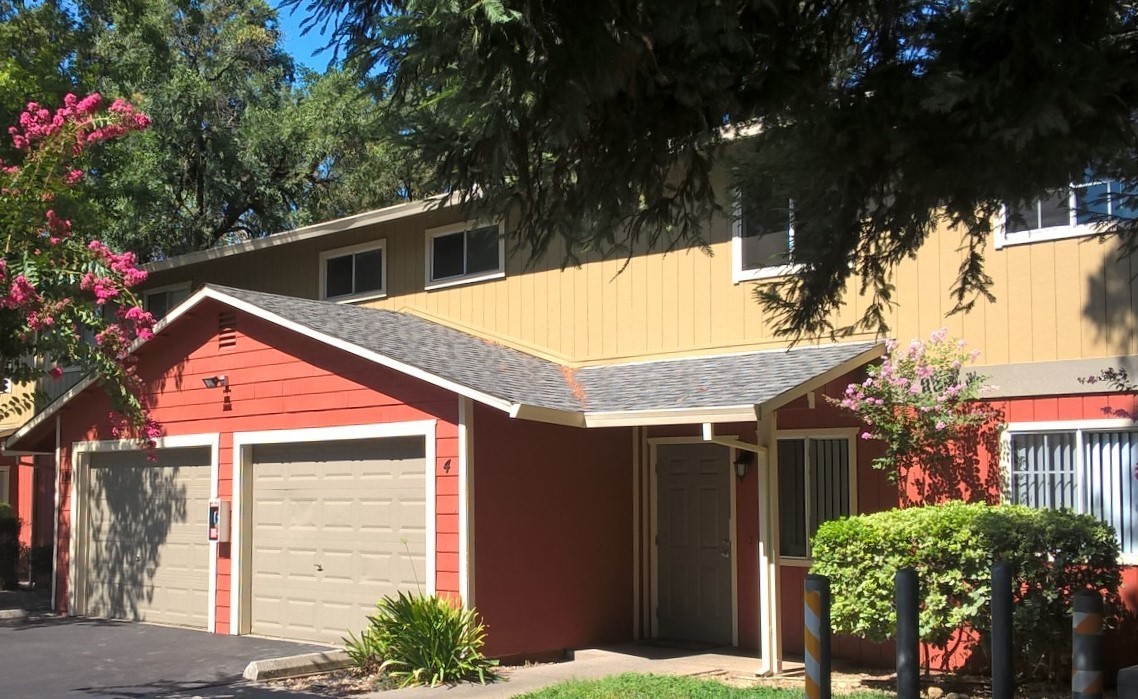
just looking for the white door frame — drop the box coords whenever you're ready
[647,437,738,646]
[68,434,221,628]
[230,420,438,636]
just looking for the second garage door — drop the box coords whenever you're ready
[85,447,212,628]
[249,437,427,644]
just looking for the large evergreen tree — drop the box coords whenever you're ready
[294,0,1138,336]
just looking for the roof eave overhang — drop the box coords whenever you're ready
[755,343,886,421]
[4,285,523,451]
[583,405,759,428]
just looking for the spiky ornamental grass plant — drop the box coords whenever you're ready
[345,591,498,687]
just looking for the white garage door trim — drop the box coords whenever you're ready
[69,433,221,629]
[230,420,437,636]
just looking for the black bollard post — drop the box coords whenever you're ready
[896,568,920,699]
[990,561,1015,699]
[1073,589,1105,699]
[804,574,832,699]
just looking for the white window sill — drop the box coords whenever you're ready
[425,270,505,291]
[733,263,802,284]
[995,223,1107,250]
[322,290,387,304]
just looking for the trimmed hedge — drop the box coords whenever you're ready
[811,502,1120,676]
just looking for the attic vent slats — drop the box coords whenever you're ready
[218,311,237,350]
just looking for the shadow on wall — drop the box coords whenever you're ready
[84,452,188,621]
[1082,243,1138,357]
[895,405,1006,507]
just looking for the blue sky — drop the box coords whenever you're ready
[274,2,337,72]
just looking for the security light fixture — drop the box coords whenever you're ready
[202,375,228,389]
[733,450,755,479]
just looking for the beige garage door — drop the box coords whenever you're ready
[250,437,427,644]
[85,447,212,628]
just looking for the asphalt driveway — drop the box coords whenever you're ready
[0,616,330,698]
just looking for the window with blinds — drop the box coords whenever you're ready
[1009,428,1138,556]
[778,437,853,558]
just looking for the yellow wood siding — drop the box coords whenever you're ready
[145,206,1136,368]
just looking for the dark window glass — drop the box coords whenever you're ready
[1038,190,1070,228]
[145,293,170,320]
[431,232,465,280]
[324,254,354,298]
[466,225,500,275]
[778,440,807,558]
[354,249,383,293]
[741,200,792,271]
[779,438,851,558]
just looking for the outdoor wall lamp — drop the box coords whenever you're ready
[202,375,228,389]
[733,450,755,479]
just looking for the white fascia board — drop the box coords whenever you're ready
[508,403,587,428]
[755,343,886,420]
[201,288,515,414]
[5,284,519,450]
[145,196,450,273]
[584,405,758,428]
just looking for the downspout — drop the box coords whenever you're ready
[51,414,60,612]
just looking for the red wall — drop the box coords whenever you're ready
[774,372,891,660]
[1,455,36,549]
[473,404,633,660]
[48,300,460,631]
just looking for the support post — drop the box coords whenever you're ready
[895,567,919,699]
[990,561,1015,699]
[1073,590,1104,699]
[804,574,831,699]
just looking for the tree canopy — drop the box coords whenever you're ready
[293,0,1138,337]
[0,94,158,439]
[1,0,429,261]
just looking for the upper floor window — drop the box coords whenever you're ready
[320,240,386,302]
[777,433,855,559]
[144,283,192,320]
[999,178,1138,248]
[425,222,504,289]
[1007,422,1138,562]
[732,197,796,283]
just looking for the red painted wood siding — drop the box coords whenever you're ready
[472,403,633,660]
[52,299,460,632]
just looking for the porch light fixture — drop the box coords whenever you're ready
[202,375,228,389]
[733,450,755,479]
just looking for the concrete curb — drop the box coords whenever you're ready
[0,609,28,625]
[243,649,352,681]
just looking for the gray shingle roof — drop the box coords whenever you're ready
[211,284,881,416]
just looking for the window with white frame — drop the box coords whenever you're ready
[320,240,386,302]
[778,435,854,558]
[425,222,504,288]
[1007,424,1138,558]
[144,283,192,320]
[999,178,1138,248]
[0,466,9,505]
[733,196,796,282]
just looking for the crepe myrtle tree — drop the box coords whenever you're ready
[0,94,160,445]
[831,329,1002,502]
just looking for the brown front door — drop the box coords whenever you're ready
[656,443,732,645]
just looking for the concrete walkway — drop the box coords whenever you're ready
[362,644,784,699]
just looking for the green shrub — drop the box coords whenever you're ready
[0,506,23,590]
[811,502,1121,678]
[345,591,498,687]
